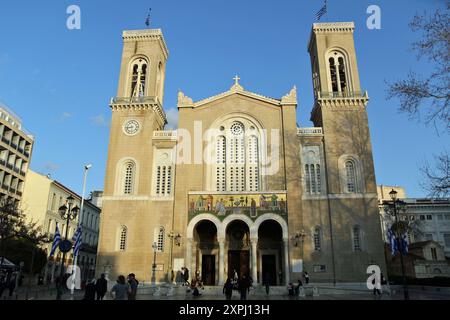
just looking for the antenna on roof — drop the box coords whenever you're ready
[145,8,152,27]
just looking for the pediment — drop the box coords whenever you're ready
[178,81,297,109]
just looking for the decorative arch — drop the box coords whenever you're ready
[325,47,354,95]
[115,157,140,196]
[205,112,268,192]
[338,154,365,194]
[252,214,289,240]
[187,214,223,239]
[222,215,254,240]
[126,55,150,97]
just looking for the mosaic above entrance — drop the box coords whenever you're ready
[188,192,288,222]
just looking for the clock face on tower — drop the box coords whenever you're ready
[123,120,140,136]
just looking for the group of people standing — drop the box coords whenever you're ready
[223,270,253,300]
[0,270,18,299]
[82,273,139,301]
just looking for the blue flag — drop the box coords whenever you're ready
[50,224,61,257]
[387,227,397,256]
[316,0,328,21]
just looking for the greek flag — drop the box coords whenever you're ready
[72,226,83,258]
[402,232,409,255]
[50,224,61,257]
[316,0,328,21]
[387,227,397,256]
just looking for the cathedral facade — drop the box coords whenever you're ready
[96,22,386,286]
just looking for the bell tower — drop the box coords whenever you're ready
[97,29,170,280]
[307,22,387,281]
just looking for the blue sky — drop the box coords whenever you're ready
[0,0,447,197]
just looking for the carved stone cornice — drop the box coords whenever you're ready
[312,22,355,33]
[110,96,167,127]
[281,86,298,105]
[122,29,169,59]
[177,91,194,109]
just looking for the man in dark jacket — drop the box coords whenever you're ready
[184,268,190,286]
[95,274,108,300]
[223,278,233,300]
[84,280,96,300]
[238,275,250,301]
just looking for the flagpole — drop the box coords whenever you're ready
[70,164,92,298]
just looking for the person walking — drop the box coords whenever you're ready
[95,273,108,300]
[8,272,16,298]
[223,278,233,300]
[83,279,96,300]
[263,273,271,296]
[238,275,250,301]
[110,275,130,301]
[184,267,190,286]
[127,273,139,300]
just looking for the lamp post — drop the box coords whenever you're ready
[70,164,92,298]
[151,242,157,286]
[56,195,80,300]
[388,189,409,300]
[167,231,182,284]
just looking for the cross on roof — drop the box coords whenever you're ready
[233,75,241,86]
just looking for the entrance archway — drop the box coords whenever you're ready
[258,220,283,285]
[226,220,251,280]
[194,220,218,286]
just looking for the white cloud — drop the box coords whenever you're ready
[90,114,110,127]
[59,112,72,121]
[166,108,179,130]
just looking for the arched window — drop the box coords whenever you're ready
[327,51,349,95]
[119,226,127,252]
[212,119,262,192]
[247,135,259,191]
[353,226,361,251]
[345,161,356,193]
[338,57,347,94]
[123,161,136,195]
[130,58,148,97]
[229,122,245,192]
[313,227,322,251]
[329,57,338,93]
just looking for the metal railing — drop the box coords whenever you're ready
[298,128,323,136]
[110,96,159,105]
[317,91,368,99]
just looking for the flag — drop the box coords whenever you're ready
[402,232,409,255]
[50,224,61,257]
[145,8,152,27]
[316,0,328,21]
[72,226,83,258]
[387,227,397,256]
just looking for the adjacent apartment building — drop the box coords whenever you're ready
[21,170,101,283]
[0,102,34,204]
[378,186,450,258]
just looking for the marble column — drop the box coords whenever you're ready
[283,239,290,285]
[251,239,258,285]
[218,239,225,285]
[186,238,193,276]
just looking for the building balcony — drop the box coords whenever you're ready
[153,130,178,141]
[110,96,160,105]
[317,91,368,99]
[298,127,323,136]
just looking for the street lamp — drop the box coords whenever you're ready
[387,189,409,300]
[56,195,80,300]
[151,242,157,286]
